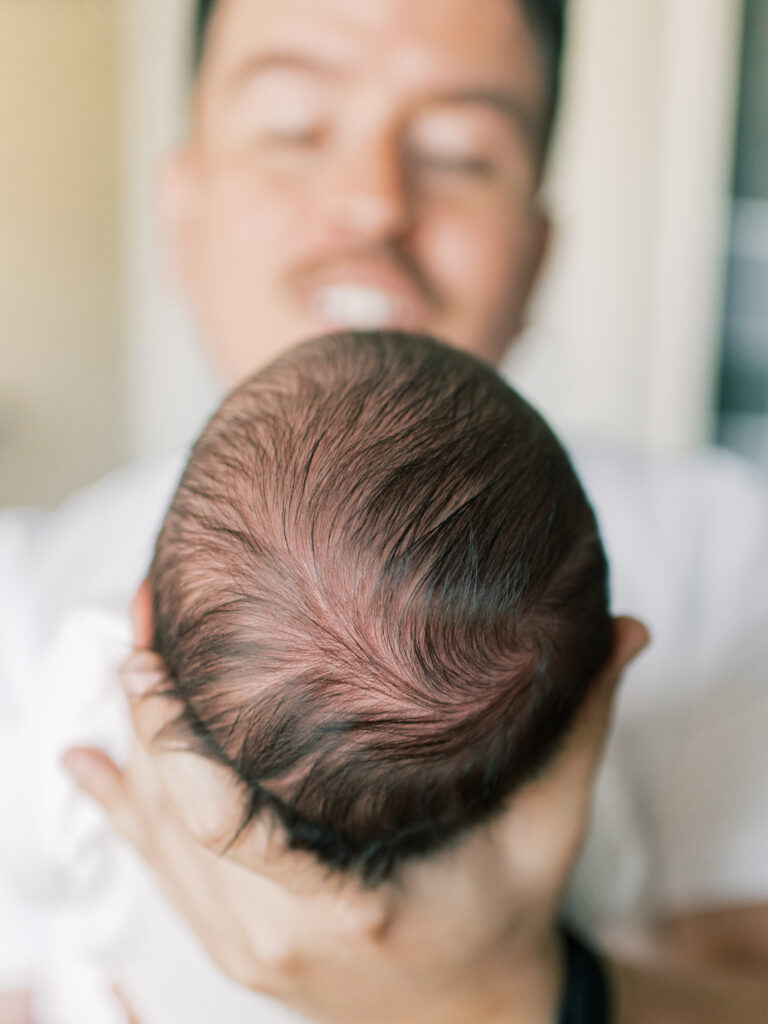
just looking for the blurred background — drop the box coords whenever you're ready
[1,0,765,507]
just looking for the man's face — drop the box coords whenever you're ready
[164,0,550,382]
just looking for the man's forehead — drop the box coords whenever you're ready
[204,0,545,100]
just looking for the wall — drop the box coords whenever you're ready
[506,0,744,451]
[0,0,123,505]
[119,0,219,466]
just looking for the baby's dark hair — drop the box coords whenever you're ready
[149,332,611,883]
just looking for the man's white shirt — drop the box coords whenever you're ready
[1,442,767,1020]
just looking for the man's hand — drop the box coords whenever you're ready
[663,903,768,974]
[62,612,768,1024]
[0,991,35,1024]
[62,649,565,1024]
[61,612,648,1024]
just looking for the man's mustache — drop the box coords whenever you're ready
[288,243,445,312]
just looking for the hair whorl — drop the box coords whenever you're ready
[150,331,611,882]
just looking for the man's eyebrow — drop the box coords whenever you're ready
[227,51,346,92]
[437,89,540,146]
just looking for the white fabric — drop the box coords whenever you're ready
[0,442,767,1016]
[568,442,768,923]
[0,609,306,1024]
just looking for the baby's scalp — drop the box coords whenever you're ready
[149,331,611,882]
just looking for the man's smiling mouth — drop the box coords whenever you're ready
[310,283,419,330]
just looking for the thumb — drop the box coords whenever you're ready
[112,986,143,1024]
[119,650,179,748]
[61,747,148,856]
[119,648,250,852]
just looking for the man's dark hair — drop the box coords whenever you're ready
[192,0,565,144]
[149,331,611,884]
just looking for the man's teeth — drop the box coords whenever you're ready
[315,285,399,327]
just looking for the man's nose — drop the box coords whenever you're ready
[320,135,413,246]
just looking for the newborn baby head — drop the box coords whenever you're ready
[149,332,611,883]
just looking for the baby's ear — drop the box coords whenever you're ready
[322,883,395,942]
[215,812,395,934]
[130,580,154,649]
